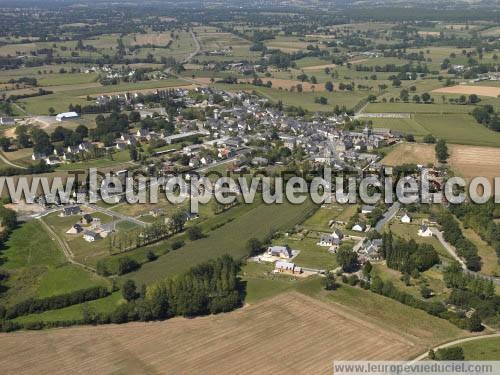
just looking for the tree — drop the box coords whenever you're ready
[423,134,436,144]
[75,124,88,138]
[129,111,141,123]
[337,246,359,273]
[48,107,55,115]
[323,272,337,290]
[187,226,203,241]
[324,81,334,92]
[420,285,432,299]
[246,238,262,256]
[435,347,464,360]
[146,250,157,262]
[421,92,431,103]
[122,279,138,302]
[129,145,138,161]
[435,139,449,163]
[468,311,483,332]
[362,261,372,277]
[0,137,11,151]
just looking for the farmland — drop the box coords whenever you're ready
[0,291,465,374]
[381,143,436,166]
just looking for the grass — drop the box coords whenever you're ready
[0,220,107,306]
[13,292,123,324]
[125,198,317,285]
[272,236,338,270]
[448,336,500,360]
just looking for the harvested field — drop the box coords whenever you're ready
[126,32,171,46]
[302,63,337,71]
[381,143,436,166]
[432,85,500,98]
[448,144,500,184]
[0,292,427,374]
[195,77,326,91]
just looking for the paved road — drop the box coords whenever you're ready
[411,332,500,362]
[374,202,400,232]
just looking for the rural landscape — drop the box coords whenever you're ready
[0,0,500,373]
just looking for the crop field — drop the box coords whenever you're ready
[448,144,500,183]
[0,292,456,374]
[126,199,317,285]
[368,117,429,137]
[381,143,436,166]
[432,85,500,98]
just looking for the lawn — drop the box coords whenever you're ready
[272,236,338,270]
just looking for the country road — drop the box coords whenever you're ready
[38,216,96,272]
[84,203,147,227]
[0,151,27,169]
[374,202,400,232]
[412,332,500,362]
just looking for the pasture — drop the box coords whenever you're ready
[448,336,500,360]
[0,291,463,374]
[381,143,436,166]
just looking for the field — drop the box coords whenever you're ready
[448,336,500,360]
[432,85,500,98]
[448,144,500,184]
[0,290,465,374]
[381,143,436,166]
[125,199,318,285]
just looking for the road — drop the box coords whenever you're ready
[38,216,96,272]
[411,332,500,362]
[84,203,147,227]
[431,227,500,286]
[430,227,467,270]
[182,29,201,64]
[0,151,27,169]
[374,202,400,232]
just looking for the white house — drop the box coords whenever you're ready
[56,111,79,121]
[267,245,293,259]
[418,225,433,237]
[401,213,412,223]
[352,223,367,232]
[83,230,100,242]
[274,261,302,275]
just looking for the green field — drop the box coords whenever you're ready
[0,220,107,306]
[448,336,500,360]
[125,198,317,285]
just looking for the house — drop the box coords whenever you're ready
[81,214,93,224]
[317,234,341,249]
[0,117,15,126]
[352,223,367,232]
[358,239,382,262]
[56,111,79,121]
[62,205,81,216]
[401,213,412,223]
[45,155,61,165]
[149,208,162,217]
[361,205,375,214]
[200,155,213,165]
[252,157,269,166]
[66,224,83,234]
[32,152,47,160]
[418,225,433,237]
[136,128,149,138]
[83,230,100,242]
[274,261,302,275]
[267,245,293,259]
[331,228,344,240]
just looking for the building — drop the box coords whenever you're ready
[274,261,302,275]
[317,234,341,249]
[352,223,367,232]
[401,213,412,223]
[56,111,79,122]
[62,205,81,216]
[361,205,375,214]
[66,224,83,234]
[83,230,100,242]
[0,117,15,126]
[418,225,433,237]
[267,245,293,259]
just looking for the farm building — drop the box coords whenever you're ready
[274,261,302,275]
[56,111,79,121]
[352,223,366,232]
[0,117,15,126]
